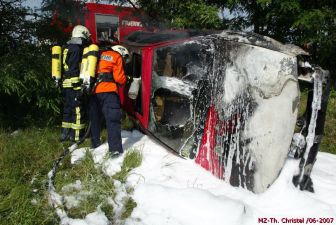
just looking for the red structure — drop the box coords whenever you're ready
[84,3,144,43]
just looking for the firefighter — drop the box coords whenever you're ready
[60,25,91,142]
[89,45,129,157]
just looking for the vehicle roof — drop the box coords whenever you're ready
[123,30,307,56]
[217,30,308,56]
[123,30,220,47]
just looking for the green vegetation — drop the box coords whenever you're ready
[113,149,143,183]
[298,89,336,154]
[0,128,61,225]
[55,149,142,220]
[321,91,336,154]
[122,112,135,131]
[55,152,116,219]
[0,127,142,225]
[135,0,336,79]
[121,197,137,220]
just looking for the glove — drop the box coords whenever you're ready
[81,82,90,95]
[82,77,96,95]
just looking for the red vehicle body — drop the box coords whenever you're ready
[84,3,144,43]
[51,3,144,42]
[119,30,245,186]
[116,30,330,194]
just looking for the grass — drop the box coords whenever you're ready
[54,147,142,221]
[0,128,61,225]
[0,127,142,225]
[122,112,135,131]
[113,149,143,183]
[121,197,137,220]
[321,90,336,154]
[55,152,115,219]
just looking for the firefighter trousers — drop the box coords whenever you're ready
[61,88,86,141]
[89,92,123,153]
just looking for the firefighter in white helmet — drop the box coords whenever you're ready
[60,25,91,142]
[89,44,130,157]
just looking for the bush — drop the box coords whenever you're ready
[0,43,62,129]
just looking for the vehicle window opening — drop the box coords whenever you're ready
[131,53,142,114]
[149,41,211,152]
[95,14,119,42]
[132,53,142,78]
[153,88,190,126]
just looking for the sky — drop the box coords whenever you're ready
[48,130,336,225]
[23,0,42,9]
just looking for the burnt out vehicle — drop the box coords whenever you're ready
[119,30,330,193]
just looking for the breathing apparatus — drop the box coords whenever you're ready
[79,47,89,81]
[80,44,99,93]
[51,45,62,87]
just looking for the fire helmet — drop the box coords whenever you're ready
[111,45,130,63]
[72,25,91,40]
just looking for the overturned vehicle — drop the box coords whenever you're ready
[120,30,330,193]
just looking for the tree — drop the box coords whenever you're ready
[216,0,336,84]
[0,0,61,128]
[40,0,87,44]
[126,0,335,82]
[115,0,222,29]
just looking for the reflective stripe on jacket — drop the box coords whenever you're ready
[62,44,83,77]
[62,43,83,88]
[95,50,126,94]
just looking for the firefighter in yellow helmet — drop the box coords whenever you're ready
[60,25,91,142]
[89,44,129,157]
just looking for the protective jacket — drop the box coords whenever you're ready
[63,44,82,77]
[95,50,126,94]
[62,41,83,90]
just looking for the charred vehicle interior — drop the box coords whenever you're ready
[121,30,330,193]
